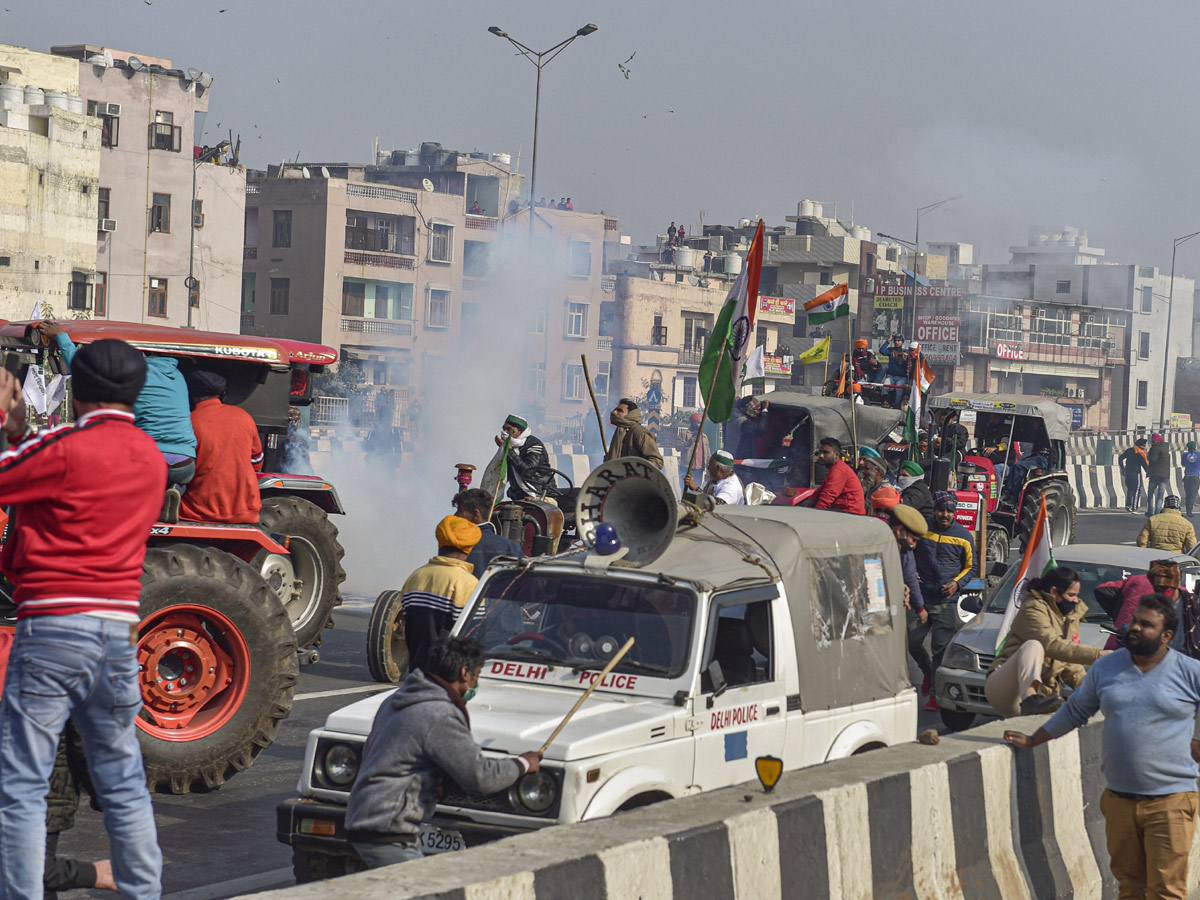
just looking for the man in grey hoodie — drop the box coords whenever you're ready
[345,637,542,867]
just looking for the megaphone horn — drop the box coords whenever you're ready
[575,456,678,566]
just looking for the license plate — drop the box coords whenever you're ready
[418,824,465,855]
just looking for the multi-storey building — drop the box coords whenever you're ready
[50,44,245,332]
[0,44,99,318]
[241,143,618,426]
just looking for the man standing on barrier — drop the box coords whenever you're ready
[1006,594,1200,900]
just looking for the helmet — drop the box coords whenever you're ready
[892,333,905,342]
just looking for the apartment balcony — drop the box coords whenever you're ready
[464,214,498,231]
[678,346,705,367]
[341,317,414,336]
[244,246,257,259]
[240,312,254,332]
[346,182,417,206]
[597,337,612,351]
[343,250,415,271]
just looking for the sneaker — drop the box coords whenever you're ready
[924,694,938,712]
[920,674,932,695]
[160,487,181,524]
[1019,694,1063,716]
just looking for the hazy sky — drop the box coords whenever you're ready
[13,1,1200,274]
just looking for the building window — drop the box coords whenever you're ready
[373,285,390,319]
[1139,266,1155,278]
[429,224,453,263]
[756,323,768,346]
[595,361,610,397]
[148,277,168,317]
[1139,331,1151,359]
[193,199,204,229]
[242,273,256,313]
[682,376,697,408]
[397,283,414,320]
[150,193,170,233]
[683,315,708,349]
[569,241,592,277]
[563,364,585,400]
[528,362,546,398]
[1142,286,1153,313]
[342,281,365,317]
[1137,380,1149,408]
[87,101,120,148]
[566,301,588,338]
[273,210,292,248]
[189,280,200,308]
[463,240,491,277]
[67,280,91,311]
[1055,280,1071,294]
[427,289,451,327]
[652,314,668,346]
[148,110,181,152]
[270,278,290,315]
[94,273,107,316]
[532,310,546,334]
[97,187,110,220]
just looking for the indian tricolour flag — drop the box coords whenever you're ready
[994,495,1058,652]
[902,354,935,452]
[698,221,765,423]
[803,282,849,325]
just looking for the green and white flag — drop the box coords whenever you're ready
[699,221,764,423]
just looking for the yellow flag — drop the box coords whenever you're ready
[797,336,830,365]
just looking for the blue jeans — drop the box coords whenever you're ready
[1148,476,1170,517]
[352,840,424,868]
[0,615,161,900]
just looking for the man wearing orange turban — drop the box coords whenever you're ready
[401,515,483,675]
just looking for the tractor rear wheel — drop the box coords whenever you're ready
[366,590,408,684]
[986,526,1011,572]
[1018,480,1076,556]
[258,497,346,649]
[138,544,298,793]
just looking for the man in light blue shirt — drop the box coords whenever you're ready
[1004,594,1200,900]
[1183,440,1200,518]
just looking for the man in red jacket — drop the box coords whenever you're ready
[180,370,264,524]
[812,437,865,514]
[0,340,164,899]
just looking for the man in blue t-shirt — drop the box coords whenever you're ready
[1183,440,1200,517]
[1004,594,1200,900]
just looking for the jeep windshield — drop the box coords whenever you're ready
[458,570,696,680]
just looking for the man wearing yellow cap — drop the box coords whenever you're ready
[401,516,483,675]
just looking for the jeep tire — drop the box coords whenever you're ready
[366,589,408,684]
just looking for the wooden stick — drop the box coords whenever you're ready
[539,636,635,755]
[581,354,609,456]
[847,308,858,465]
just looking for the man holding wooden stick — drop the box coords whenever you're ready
[345,636,542,868]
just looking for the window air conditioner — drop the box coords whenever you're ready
[100,103,121,117]
[98,218,117,232]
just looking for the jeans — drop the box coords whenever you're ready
[1101,789,1197,900]
[1148,476,1170,517]
[1185,475,1200,517]
[883,375,906,408]
[352,840,424,869]
[906,603,961,679]
[0,615,161,900]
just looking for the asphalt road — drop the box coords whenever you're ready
[53,509,1143,899]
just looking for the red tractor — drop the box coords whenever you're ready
[0,320,347,793]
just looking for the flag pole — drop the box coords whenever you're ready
[848,302,858,465]
[689,330,732,479]
[487,435,511,519]
[581,354,609,456]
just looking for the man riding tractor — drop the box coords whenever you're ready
[0,318,347,795]
[924,394,1077,570]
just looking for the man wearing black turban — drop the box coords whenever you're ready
[0,340,165,898]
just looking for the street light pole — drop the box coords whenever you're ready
[487,24,598,236]
[910,195,959,335]
[1159,229,1200,429]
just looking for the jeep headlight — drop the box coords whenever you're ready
[512,771,556,813]
[941,641,979,672]
[320,743,360,787]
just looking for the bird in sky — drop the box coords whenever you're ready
[617,51,635,80]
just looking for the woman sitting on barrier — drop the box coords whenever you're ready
[984,566,1110,717]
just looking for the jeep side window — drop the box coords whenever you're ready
[701,600,772,691]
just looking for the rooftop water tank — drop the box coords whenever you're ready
[45,90,69,110]
[0,82,23,105]
[675,247,695,268]
[850,225,871,241]
[23,85,44,105]
[66,93,84,114]
[798,199,816,217]
[491,152,511,167]
[726,253,743,275]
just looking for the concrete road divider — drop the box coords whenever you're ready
[241,715,1184,900]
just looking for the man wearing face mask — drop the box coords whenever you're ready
[345,636,542,868]
[494,414,552,501]
[984,566,1108,718]
[605,399,663,469]
[1005,595,1200,900]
